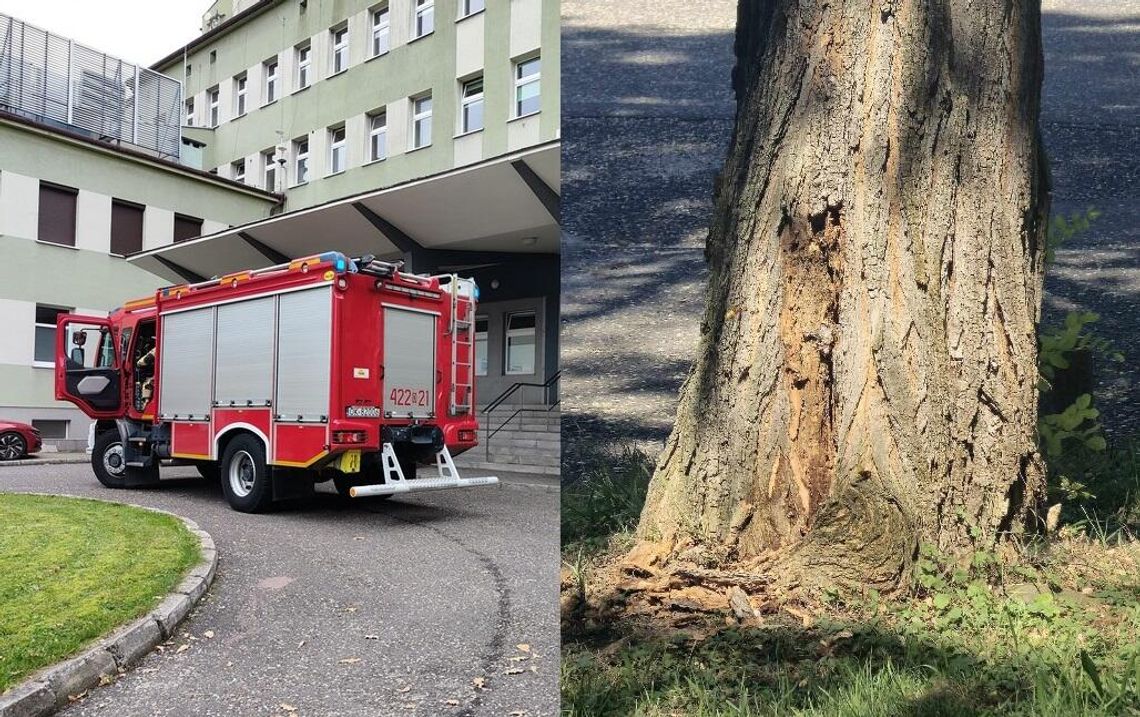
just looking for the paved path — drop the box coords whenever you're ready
[1,464,558,716]
[562,0,1140,458]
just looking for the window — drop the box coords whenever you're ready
[296,42,311,89]
[412,94,432,149]
[185,63,192,79]
[234,73,248,116]
[110,199,144,256]
[38,183,77,247]
[209,50,217,64]
[31,420,68,439]
[262,149,277,191]
[207,86,220,126]
[414,0,434,38]
[231,160,246,182]
[173,214,203,243]
[332,26,349,74]
[264,58,278,104]
[328,126,347,174]
[461,0,485,16]
[474,316,488,376]
[368,111,387,162]
[514,57,541,117]
[505,312,536,375]
[293,138,310,184]
[184,98,194,126]
[34,305,71,365]
[371,6,390,56]
[460,76,484,133]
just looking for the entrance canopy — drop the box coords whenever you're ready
[128,141,560,283]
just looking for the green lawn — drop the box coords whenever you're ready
[562,440,1140,716]
[0,494,200,692]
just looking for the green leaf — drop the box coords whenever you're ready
[1085,435,1107,451]
[933,593,951,610]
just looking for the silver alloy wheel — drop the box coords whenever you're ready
[229,450,256,497]
[0,433,24,460]
[102,442,126,476]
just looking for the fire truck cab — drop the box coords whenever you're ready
[55,252,497,513]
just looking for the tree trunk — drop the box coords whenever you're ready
[635,0,1050,592]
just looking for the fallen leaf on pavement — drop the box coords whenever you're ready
[508,655,528,662]
[353,536,365,541]
[509,711,527,716]
[204,630,215,639]
[472,677,486,689]
[446,699,460,706]
[339,657,362,664]
[175,644,190,654]
[503,668,525,675]
[516,644,531,653]
[298,640,306,648]
[397,685,411,693]
[280,704,297,713]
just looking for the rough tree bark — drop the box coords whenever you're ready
[634,0,1050,593]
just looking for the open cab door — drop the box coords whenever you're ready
[55,315,122,418]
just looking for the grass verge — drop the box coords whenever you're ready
[562,438,1140,716]
[0,494,200,692]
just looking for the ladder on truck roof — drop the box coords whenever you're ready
[448,277,475,416]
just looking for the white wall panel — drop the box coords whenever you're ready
[0,299,35,365]
[456,12,485,78]
[509,0,542,57]
[0,171,40,241]
[143,206,174,250]
[75,190,111,253]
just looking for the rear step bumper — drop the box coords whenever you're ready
[349,444,498,498]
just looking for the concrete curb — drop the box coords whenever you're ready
[0,454,89,468]
[0,497,217,717]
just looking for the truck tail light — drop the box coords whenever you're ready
[332,431,366,444]
[458,429,476,442]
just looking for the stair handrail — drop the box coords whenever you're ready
[483,370,561,415]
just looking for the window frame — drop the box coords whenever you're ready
[474,315,489,377]
[262,149,278,191]
[371,5,390,57]
[459,0,485,18]
[109,198,144,257]
[33,304,72,367]
[411,93,433,150]
[184,97,194,126]
[504,311,537,376]
[459,75,484,134]
[328,126,347,175]
[37,182,78,248]
[513,56,541,118]
[234,73,248,117]
[296,42,312,90]
[293,138,310,186]
[331,25,350,75]
[231,159,246,183]
[414,0,435,39]
[207,86,220,127]
[367,111,388,163]
[264,58,279,105]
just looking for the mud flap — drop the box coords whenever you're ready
[272,467,315,502]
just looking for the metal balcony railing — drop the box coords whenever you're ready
[0,13,182,160]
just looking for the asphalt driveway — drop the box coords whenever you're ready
[1,464,558,717]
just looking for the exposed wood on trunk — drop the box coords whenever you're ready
[635,0,1049,593]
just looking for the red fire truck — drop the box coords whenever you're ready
[55,252,497,513]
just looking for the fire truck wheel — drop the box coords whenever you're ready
[92,431,127,488]
[220,434,273,513]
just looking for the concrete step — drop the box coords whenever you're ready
[455,457,560,476]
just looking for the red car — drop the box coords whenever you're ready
[0,421,42,461]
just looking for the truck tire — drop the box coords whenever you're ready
[92,431,127,488]
[220,434,273,513]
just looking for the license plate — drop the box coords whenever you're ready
[337,450,361,473]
